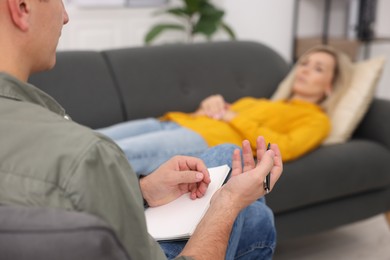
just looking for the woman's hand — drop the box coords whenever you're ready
[221,110,237,122]
[197,94,230,119]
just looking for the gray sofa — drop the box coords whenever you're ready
[1,41,390,259]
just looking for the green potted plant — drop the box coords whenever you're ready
[144,0,236,44]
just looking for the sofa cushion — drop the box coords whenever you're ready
[0,206,129,260]
[267,140,390,214]
[29,51,125,129]
[324,56,386,144]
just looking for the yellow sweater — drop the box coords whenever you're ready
[163,97,331,162]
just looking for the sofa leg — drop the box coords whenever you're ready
[386,211,390,228]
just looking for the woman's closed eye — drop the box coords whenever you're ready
[315,66,324,73]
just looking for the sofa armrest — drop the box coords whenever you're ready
[0,206,130,260]
[353,98,390,149]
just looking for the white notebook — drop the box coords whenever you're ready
[145,164,231,241]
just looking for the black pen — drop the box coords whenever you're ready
[264,143,271,194]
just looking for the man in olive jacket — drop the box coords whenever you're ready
[0,0,283,259]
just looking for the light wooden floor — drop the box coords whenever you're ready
[274,214,390,260]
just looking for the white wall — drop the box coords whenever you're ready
[223,0,294,62]
[60,0,389,99]
[60,0,294,62]
[60,0,228,50]
[59,4,167,50]
[372,0,390,100]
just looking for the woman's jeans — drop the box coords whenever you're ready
[97,118,211,175]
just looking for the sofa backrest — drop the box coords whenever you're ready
[29,41,289,128]
[29,51,125,129]
[103,41,289,121]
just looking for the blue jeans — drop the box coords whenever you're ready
[97,118,209,176]
[159,200,275,260]
[160,144,276,260]
[160,145,276,259]
[99,120,276,259]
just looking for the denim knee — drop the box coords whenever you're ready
[234,200,276,260]
[199,143,240,168]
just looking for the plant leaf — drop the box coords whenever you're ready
[220,22,236,40]
[162,8,191,17]
[182,0,202,13]
[145,0,236,43]
[144,24,186,44]
[193,16,218,37]
[198,4,225,23]
[192,8,224,37]
[199,2,222,15]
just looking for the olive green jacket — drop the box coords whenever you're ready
[0,72,192,260]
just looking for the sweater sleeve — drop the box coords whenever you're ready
[228,112,331,161]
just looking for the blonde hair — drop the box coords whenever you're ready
[271,45,353,118]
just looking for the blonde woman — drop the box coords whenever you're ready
[98,45,352,175]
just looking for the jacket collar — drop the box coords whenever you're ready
[0,72,67,117]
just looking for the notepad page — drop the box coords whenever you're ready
[144,164,230,241]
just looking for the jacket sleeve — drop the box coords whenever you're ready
[63,135,194,260]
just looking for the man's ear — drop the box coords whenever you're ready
[7,0,30,31]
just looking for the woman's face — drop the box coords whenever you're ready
[292,51,336,103]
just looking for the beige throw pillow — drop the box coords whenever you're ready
[323,56,386,144]
[272,55,386,145]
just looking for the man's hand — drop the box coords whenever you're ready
[139,156,211,207]
[180,136,282,259]
[212,136,283,210]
